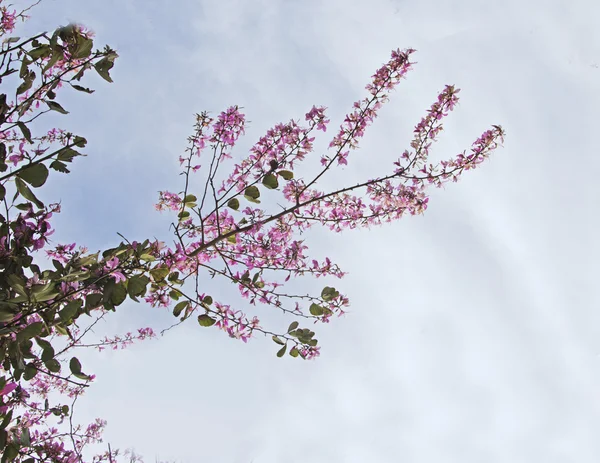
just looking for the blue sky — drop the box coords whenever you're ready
[14,0,600,461]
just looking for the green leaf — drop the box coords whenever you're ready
[94,53,117,83]
[16,121,32,143]
[18,163,49,188]
[50,160,69,173]
[0,184,5,201]
[278,170,294,180]
[73,136,87,148]
[173,301,188,317]
[14,177,43,208]
[127,275,149,299]
[183,194,197,203]
[244,185,260,200]
[57,147,79,162]
[44,359,61,373]
[23,364,37,381]
[227,198,240,210]
[287,321,299,333]
[276,345,287,358]
[202,295,213,305]
[46,100,69,114]
[111,283,127,306]
[84,293,103,311]
[289,347,299,358]
[262,173,279,189]
[3,443,18,461]
[150,267,169,282]
[69,357,82,374]
[197,314,216,327]
[272,335,285,345]
[59,300,82,323]
[0,306,17,323]
[72,36,93,59]
[321,286,339,302]
[71,84,95,94]
[28,44,51,60]
[309,303,325,316]
[16,322,44,343]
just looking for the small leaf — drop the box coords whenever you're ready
[44,359,61,373]
[278,170,294,180]
[227,198,240,210]
[94,54,117,83]
[197,314,216,327]
[127,275,149,299]
[150,267,169,282]
[244,185,260,199]
[14,177,43,208]
[262,173,278,189]
[16,322,43,343]
[71,84,95,94]
[69,357,82,374]
[183,194,197,203]
[287,321,299,333]
[16,121,32,143]
[46,100,69,114]
[173,301,188,317]
[309,303,325,316]
[111,283,127,306]
[50,160,69,173]
[23,364,37,381]
[59,300,82,323]
[276,345,287,358]
[272,335,285,345]
[202,296,213,305]
[289,347,299,358]
[321,286,339,302]
[18,163,49,188]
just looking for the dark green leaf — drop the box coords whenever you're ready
[321,286,339,302]
[262,173,278,189]
[18,163,49,188]
[289,347,299,357]
[278,170,294,180]
[28,45,51,60]
[203,296,213,305]
[127,275,149,299]
[197,314,216,327]
[72,37,93,59]
[69,357,82,374]
[0,184,5,201]
[46,100,69,114]
[276,345,287,358]
[309,303,325,316]
[150,267,169,282]
[227,198,239,210]
[244,185,260,200]
[16,322,43,343]
[59,300,82,323]
[287,321,299,333]
[16,121,32,143]
[71,84,95,94]
[173,301,188,317]
[111,283,127,306]
[14,177,43,208]
[272,335,285,345]
[44,359,60,373]
[23,364,37,381]
[50,160,69,173]
[94,53,117,83]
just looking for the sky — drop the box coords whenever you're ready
[12,0,600,461]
